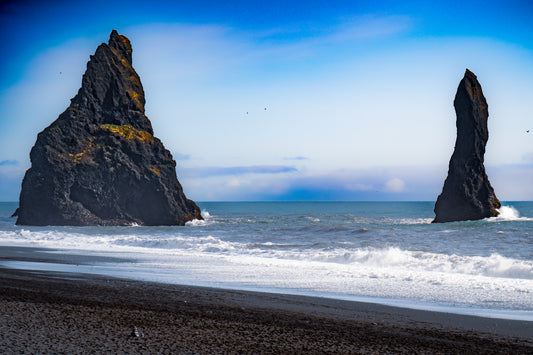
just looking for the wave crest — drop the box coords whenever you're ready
[186,209,215,226]
[313,247,533,280]
[488,206,533,222]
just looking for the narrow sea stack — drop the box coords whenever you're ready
[433,69,500,223]
[16,30,202,226]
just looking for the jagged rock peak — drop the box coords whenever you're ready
[69,29,148,132]
[109,29,133,63]
[464,68,476,78]
[15,31,202,226]
[433,69,501,223]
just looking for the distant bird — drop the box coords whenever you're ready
[527,130,530,133]
[59,72,62,74]
[264,107,267,110]
[246,112,248,114]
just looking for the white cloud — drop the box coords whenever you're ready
[384,178,406,193]
[125,15,412,91]
[324,15,412,43]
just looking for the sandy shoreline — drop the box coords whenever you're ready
[1,246,532,353]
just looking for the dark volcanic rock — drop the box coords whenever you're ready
[433,69,500,223]
[16,30,202,226]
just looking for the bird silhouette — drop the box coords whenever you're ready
[527,130,530,133]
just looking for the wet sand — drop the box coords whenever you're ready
[1,246,532,353]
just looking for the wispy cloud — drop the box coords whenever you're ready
[131,23,248,82]
[246,15,412,61]
[181,165,297,178]
[330,15,411,41]
[255,15,412,44]
[283,156,308,161]
[0,160,18,166]
[130,14,412,83]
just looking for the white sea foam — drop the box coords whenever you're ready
[186,209,214,226]
[284,247,533,280]
[394,218,433,225]
[353,217,433,225]
[186,219,207,226]
[2,228,532,282]
[488,206,533,222]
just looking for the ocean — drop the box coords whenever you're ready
[1,201,532,320]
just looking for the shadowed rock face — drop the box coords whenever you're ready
[16,30,202,226]
[433,69,500,223]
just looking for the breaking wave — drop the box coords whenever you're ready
[3,228,532,281]
[186,209,215,226]
[312,247,533,280]
[488,206,533,222]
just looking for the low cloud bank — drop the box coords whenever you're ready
[179,165,533,202]
[179,166,441,201]
[0,160,19,166]
[181,165,297,178]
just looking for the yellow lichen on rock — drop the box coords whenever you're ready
[100,124,154,143]
[126,88,143,110]
[150,166,161,176]
[57,139,96,165]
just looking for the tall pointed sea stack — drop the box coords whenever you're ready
[433,69,500,223]
[16,30,202,226]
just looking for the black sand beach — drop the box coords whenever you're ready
[1,246,532,354]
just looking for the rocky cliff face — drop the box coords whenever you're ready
[16,30,202,226]
[433,69,500,223]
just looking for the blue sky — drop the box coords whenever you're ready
[1,0,532,201]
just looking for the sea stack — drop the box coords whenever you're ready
[433,69,500,223]
[16,30,202,226]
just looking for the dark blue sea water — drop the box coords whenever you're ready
[1,201,532,320]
